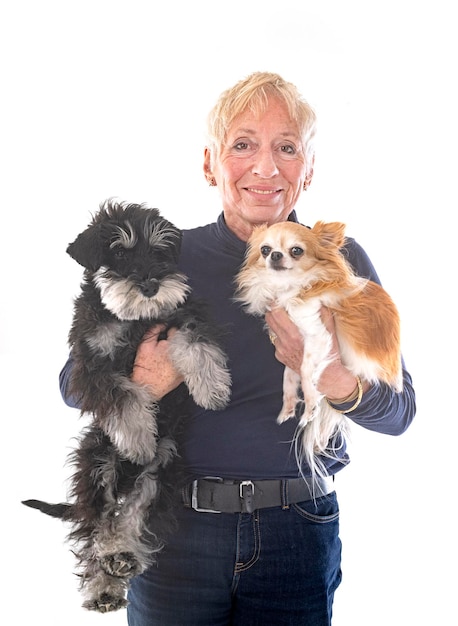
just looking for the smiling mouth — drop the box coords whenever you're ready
[245,188,280,195]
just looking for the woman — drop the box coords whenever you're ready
[61,71,416,625]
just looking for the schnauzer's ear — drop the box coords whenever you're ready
[67,225,104,271]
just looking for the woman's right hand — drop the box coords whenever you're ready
[132,325,184,399]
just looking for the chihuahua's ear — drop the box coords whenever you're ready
[247,223,269,245]
[67,224,104,271]
[311,221,346,249]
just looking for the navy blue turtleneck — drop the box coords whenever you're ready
[59,212,416,480]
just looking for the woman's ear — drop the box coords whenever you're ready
[203,147,216,186]
[303,154,315,191]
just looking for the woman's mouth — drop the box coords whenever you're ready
[245,187,280,195]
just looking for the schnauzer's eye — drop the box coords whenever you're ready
[112,245,127,259]
[290,246,304,258]
[260,245,272,258]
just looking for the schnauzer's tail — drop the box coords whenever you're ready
[22,499,72,519]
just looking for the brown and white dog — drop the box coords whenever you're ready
[235,220,402,479]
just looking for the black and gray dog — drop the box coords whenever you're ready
[23,200,231,612]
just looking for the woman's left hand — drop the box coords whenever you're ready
[264,307,304,373]
[265,306,365,401]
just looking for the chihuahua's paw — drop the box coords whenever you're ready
[277,407,297,424]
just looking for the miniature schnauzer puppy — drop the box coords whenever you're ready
[23,200,231,612]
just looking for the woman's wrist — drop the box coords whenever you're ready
[319,358,359,400]
[326,376,360,403]
[326,376,363,414]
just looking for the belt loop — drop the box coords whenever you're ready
[281,480,290,510]
[239,480,255,513]
[182,485,191,508]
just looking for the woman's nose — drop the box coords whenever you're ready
[251,148,279,178]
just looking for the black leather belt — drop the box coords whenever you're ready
[182,476,335,514]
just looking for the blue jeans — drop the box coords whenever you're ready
[127,491,342,625]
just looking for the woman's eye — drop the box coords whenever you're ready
[234,141,249,151]
[290,246,304,258]
[280,144,295,155]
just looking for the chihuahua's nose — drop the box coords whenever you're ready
[270,251,283,262]
[140,278,160,297]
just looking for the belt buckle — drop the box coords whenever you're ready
[191,478,222,513]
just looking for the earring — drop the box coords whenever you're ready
[208,177,217,187]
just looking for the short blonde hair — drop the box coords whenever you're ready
[206,71,317,168]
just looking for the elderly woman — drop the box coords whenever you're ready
[62,72,416,625]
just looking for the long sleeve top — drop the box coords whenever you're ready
[59,212,416,480]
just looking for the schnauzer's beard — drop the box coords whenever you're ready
[94,269,191,321]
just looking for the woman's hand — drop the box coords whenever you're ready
[265,306,367,401]
[264,307,304,373]
[132,325,185,399]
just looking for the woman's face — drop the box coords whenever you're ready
[204,98,309,241]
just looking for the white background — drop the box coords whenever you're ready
[1,1,456,624]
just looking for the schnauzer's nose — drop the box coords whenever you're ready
[140,278,160,297]
[270,251,283,262]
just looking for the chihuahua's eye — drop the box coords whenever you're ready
[260,245,272,258]
[290,246,304,258]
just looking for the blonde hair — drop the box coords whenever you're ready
[206,71,317,168]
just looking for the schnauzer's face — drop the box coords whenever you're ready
[68,203,190,320]
[101,215,181,294]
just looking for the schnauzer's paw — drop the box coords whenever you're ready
[194,376,232,411]
[169,331,231,410]
[120,429,159,465]
[99,552,142,578]
[83,592,128,613]
[187,362,232,410]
